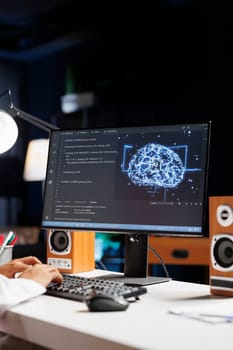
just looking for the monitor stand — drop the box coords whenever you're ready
[100,234,171,286]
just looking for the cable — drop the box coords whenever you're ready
[95,243,170,279]
[148,245,170,279]
[95,259,107,270]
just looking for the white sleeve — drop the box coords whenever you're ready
[0,274,46,317]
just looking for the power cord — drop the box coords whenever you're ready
[148,245,170,279]
[95,259,107,270]
[96,246,170,279]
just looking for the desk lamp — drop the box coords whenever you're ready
[0,88,58,231]
[0,89,59,155]
[0,89,95,273]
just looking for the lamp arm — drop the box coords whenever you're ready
[9,104,59,132]
[0,89,59,132]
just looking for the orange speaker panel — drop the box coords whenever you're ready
[209,196,233,296]
[47,230,95,273]
[149,236,210,266]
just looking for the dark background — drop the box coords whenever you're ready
[0,0,227,282]
[0,1,228,278]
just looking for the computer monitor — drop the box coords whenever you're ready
[41,122,211,285]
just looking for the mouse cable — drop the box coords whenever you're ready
[148,245,170,279]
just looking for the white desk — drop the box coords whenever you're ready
[0,270,232,350]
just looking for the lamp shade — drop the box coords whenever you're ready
[0,109,18,154]
[23,139,49,181]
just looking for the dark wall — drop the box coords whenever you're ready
[3,1,231,227]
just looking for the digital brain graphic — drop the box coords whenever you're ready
[127,143,185,188]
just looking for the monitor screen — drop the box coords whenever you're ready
[41,122,211,285]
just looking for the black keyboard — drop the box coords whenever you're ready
[46,274,147,302]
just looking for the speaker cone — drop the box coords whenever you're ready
[50,230,69,252]
[213,236,233,268]
[216,204,233,227]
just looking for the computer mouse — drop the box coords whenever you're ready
[86,294,129,312]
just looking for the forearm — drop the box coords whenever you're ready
[0,275,45,317]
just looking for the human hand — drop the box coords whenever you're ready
[19,264,63,288]
[0,256,42,278]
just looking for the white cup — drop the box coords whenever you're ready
[0,246,13,265]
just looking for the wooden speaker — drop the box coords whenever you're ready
[47,230,95,273]
[209,196,233,296]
